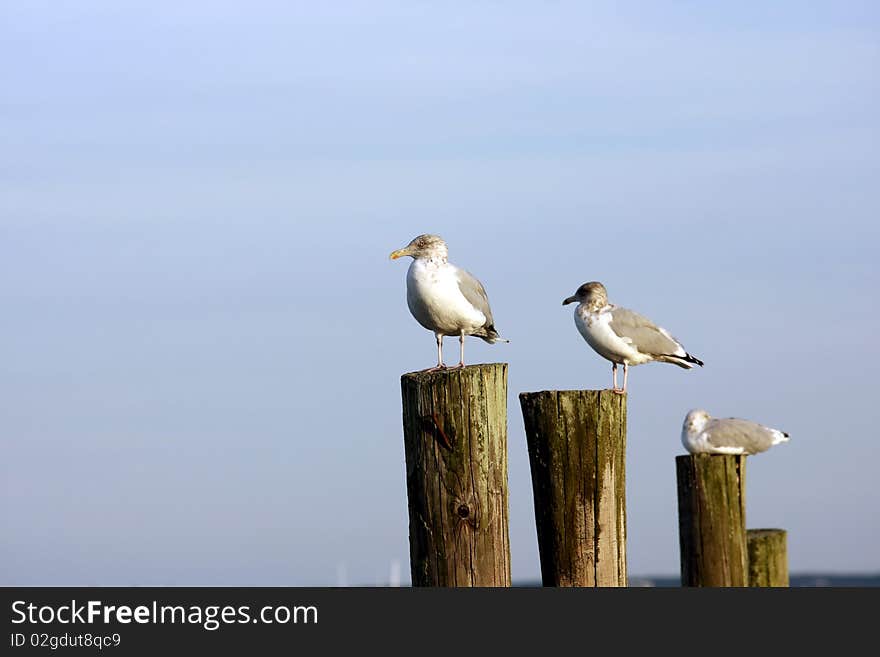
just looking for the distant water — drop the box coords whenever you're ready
[516,574,880,587]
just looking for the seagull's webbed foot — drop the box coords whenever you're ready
[453,361,466,369]
[611,388,626,395]
[423,364,448,373]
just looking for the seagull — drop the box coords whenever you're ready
[562,281,703,393]
[682,409,790,455]
[390,234,508,371]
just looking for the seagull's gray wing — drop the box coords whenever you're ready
[705,418,779,454]
[455,268,495,327]
[608,307,686,358]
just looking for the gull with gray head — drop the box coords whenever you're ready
[682,409,790,455]
[390,234,508,371]
[563,281,703,393]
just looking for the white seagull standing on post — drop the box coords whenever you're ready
[563,281,703,393]
[390,234,508,371]
[682,409,791,455]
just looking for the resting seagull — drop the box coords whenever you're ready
[390,234,508,371]
[563,281,703,393]
[682,409,790,455]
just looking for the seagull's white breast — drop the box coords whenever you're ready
[574,305,651,365]
[681,428,745,455]
[406,259,486,335]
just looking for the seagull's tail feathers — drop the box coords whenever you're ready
[480,325,510,344]
[658,352,704,369]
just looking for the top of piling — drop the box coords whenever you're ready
[519,389,626,398]
[401,362,508,382]
[747,529,787,538]
[676,452,750,462]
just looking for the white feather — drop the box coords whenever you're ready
[406,258,486,336]
[574,306,652,366]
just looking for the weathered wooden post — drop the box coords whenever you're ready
[747,528,789,587]
[400,363,511,586]
[676,454,748,587]
[519,390,627,587]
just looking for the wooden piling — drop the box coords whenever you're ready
[519,390,627,587]
[676,454,748,587]
[400,363,511,586]
[747,529,789,587]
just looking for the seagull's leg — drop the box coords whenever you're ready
[612,363,618,391]
[456,333,466,368]
[617,363,629,395]
[424,333,447,372]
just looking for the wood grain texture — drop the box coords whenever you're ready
[400,363,510,587]
[676,454,747,587]
[748,528,789,587]
[519,390,627,587]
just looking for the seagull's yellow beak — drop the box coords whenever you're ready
[389,248,409,260]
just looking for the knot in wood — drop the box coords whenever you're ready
[453,497,479,528]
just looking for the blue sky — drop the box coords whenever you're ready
[2,1,878,584]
